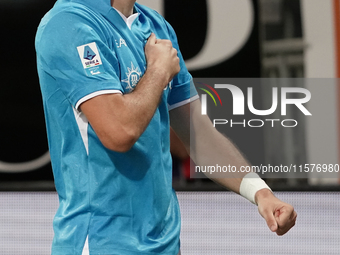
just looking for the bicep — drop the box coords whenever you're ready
[80,93,122,132]
[79,93,131,152]
[170,99,211,152]
[169,102,191,151]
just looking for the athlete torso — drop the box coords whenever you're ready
[36,1,197,254]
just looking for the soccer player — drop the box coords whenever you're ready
[35,0,297,254]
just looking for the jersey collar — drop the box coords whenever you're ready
[70,0,114,19]
[113,7,140,30]
[70,0,139,30]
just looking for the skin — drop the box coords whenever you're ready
[80,0,297,236]
[111,0,135,17]
[170,99,297,235]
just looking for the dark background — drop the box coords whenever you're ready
[0,0,262,186]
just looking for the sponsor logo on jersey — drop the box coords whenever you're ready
[115,38,127,48]
[122,62,142,92]
[77,42,105,76]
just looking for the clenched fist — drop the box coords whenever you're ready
[144,33,180,85]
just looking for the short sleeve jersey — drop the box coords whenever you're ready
[35,0,198,255]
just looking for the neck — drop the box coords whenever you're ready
[111,0,136,18]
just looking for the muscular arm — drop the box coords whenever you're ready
[170,99,248,193]
[80,34,180,152]
[170,100,297,235]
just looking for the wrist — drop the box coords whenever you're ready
[146,65,171,86]
[254,188,273,205]
[239,172,272,205]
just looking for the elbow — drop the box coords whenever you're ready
[99,129,139,153]
[102,140,134,153]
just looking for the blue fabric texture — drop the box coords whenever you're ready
[36,0,197,254]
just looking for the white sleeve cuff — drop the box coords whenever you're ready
[75,90,122,110]
[168,94,199,111]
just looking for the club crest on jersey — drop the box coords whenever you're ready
[77,42,105,76]
[122,62,142,92]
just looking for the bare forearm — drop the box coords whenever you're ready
[171,101,297,236]
[109,33,179,148]
[171,100,250,193]
[191,115,250,193]
[119,69,169,137]
[81,34,180,152]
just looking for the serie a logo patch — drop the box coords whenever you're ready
[77,42,105,76]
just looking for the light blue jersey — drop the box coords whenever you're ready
[35,0,197,254]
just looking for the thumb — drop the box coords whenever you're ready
[147,33,156,45]
[261,209,278,232]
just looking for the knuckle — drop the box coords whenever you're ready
[276,227,285,236]
[167,41,173,47]
[287,204,294,211]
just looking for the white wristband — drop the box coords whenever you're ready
[239,172,272,205]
